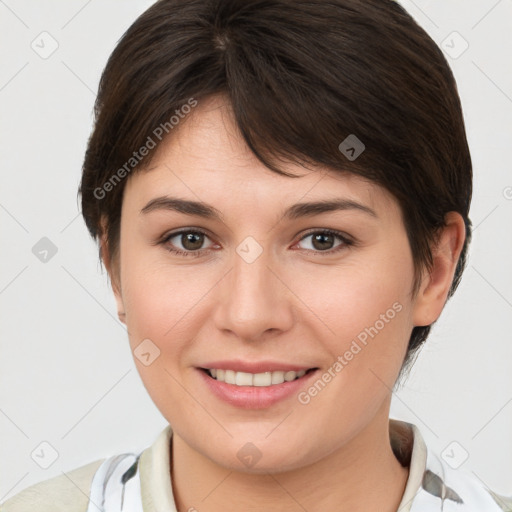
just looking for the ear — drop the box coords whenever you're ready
[412,212,467,327]
[99,218,126,325]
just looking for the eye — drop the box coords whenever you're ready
[158,227,354,258]
[295,229,354,254]
[160,229,217,257]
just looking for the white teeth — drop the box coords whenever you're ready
[235,371,254,386]
[224,370,236,384]
[271,371,284,384]
[207,368,309,386]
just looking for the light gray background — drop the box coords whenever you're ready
[1,0,511,502]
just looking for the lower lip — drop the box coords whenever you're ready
[197,368,319,409]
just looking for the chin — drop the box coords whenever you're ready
[203,436,313,474]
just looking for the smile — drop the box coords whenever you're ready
[201,368,318,387]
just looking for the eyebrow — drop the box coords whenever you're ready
[140,196,377,220]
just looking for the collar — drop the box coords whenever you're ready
[91,418,509,511]
[138,418,428,512]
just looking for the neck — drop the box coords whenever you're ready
[170,407,410,512]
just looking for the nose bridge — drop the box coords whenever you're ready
[214,236,293,339]
[233,239,271,299]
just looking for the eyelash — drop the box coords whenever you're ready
[158,228,354,258]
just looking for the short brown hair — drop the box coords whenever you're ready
[78,0,473,383]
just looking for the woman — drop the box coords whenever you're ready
[2,0,511,510]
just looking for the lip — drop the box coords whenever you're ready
[198,359,314,373]
[196,366,320,409]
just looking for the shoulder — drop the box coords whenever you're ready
[439,465,512,511]
[0,459,105,512]
[419,453,512,511]
[400,421,512,512]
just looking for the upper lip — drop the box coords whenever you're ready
[198,360,317,373]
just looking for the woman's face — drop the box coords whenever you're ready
[110,94,424,472]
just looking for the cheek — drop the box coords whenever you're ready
[287,245,415,401]
[121,239,178,323]
[120,251,218,361]
[292,250,413,342]
[292,269,412,433]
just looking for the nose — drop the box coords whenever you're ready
[213,242,294,342]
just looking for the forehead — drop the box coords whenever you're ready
[123,95,399,219]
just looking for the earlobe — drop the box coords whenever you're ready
[412,212,467,327]
[99,221,126,325]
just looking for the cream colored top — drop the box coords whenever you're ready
[2,418,510,511]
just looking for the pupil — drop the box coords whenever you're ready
[183,232,203,250]
[313,233,333,250]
